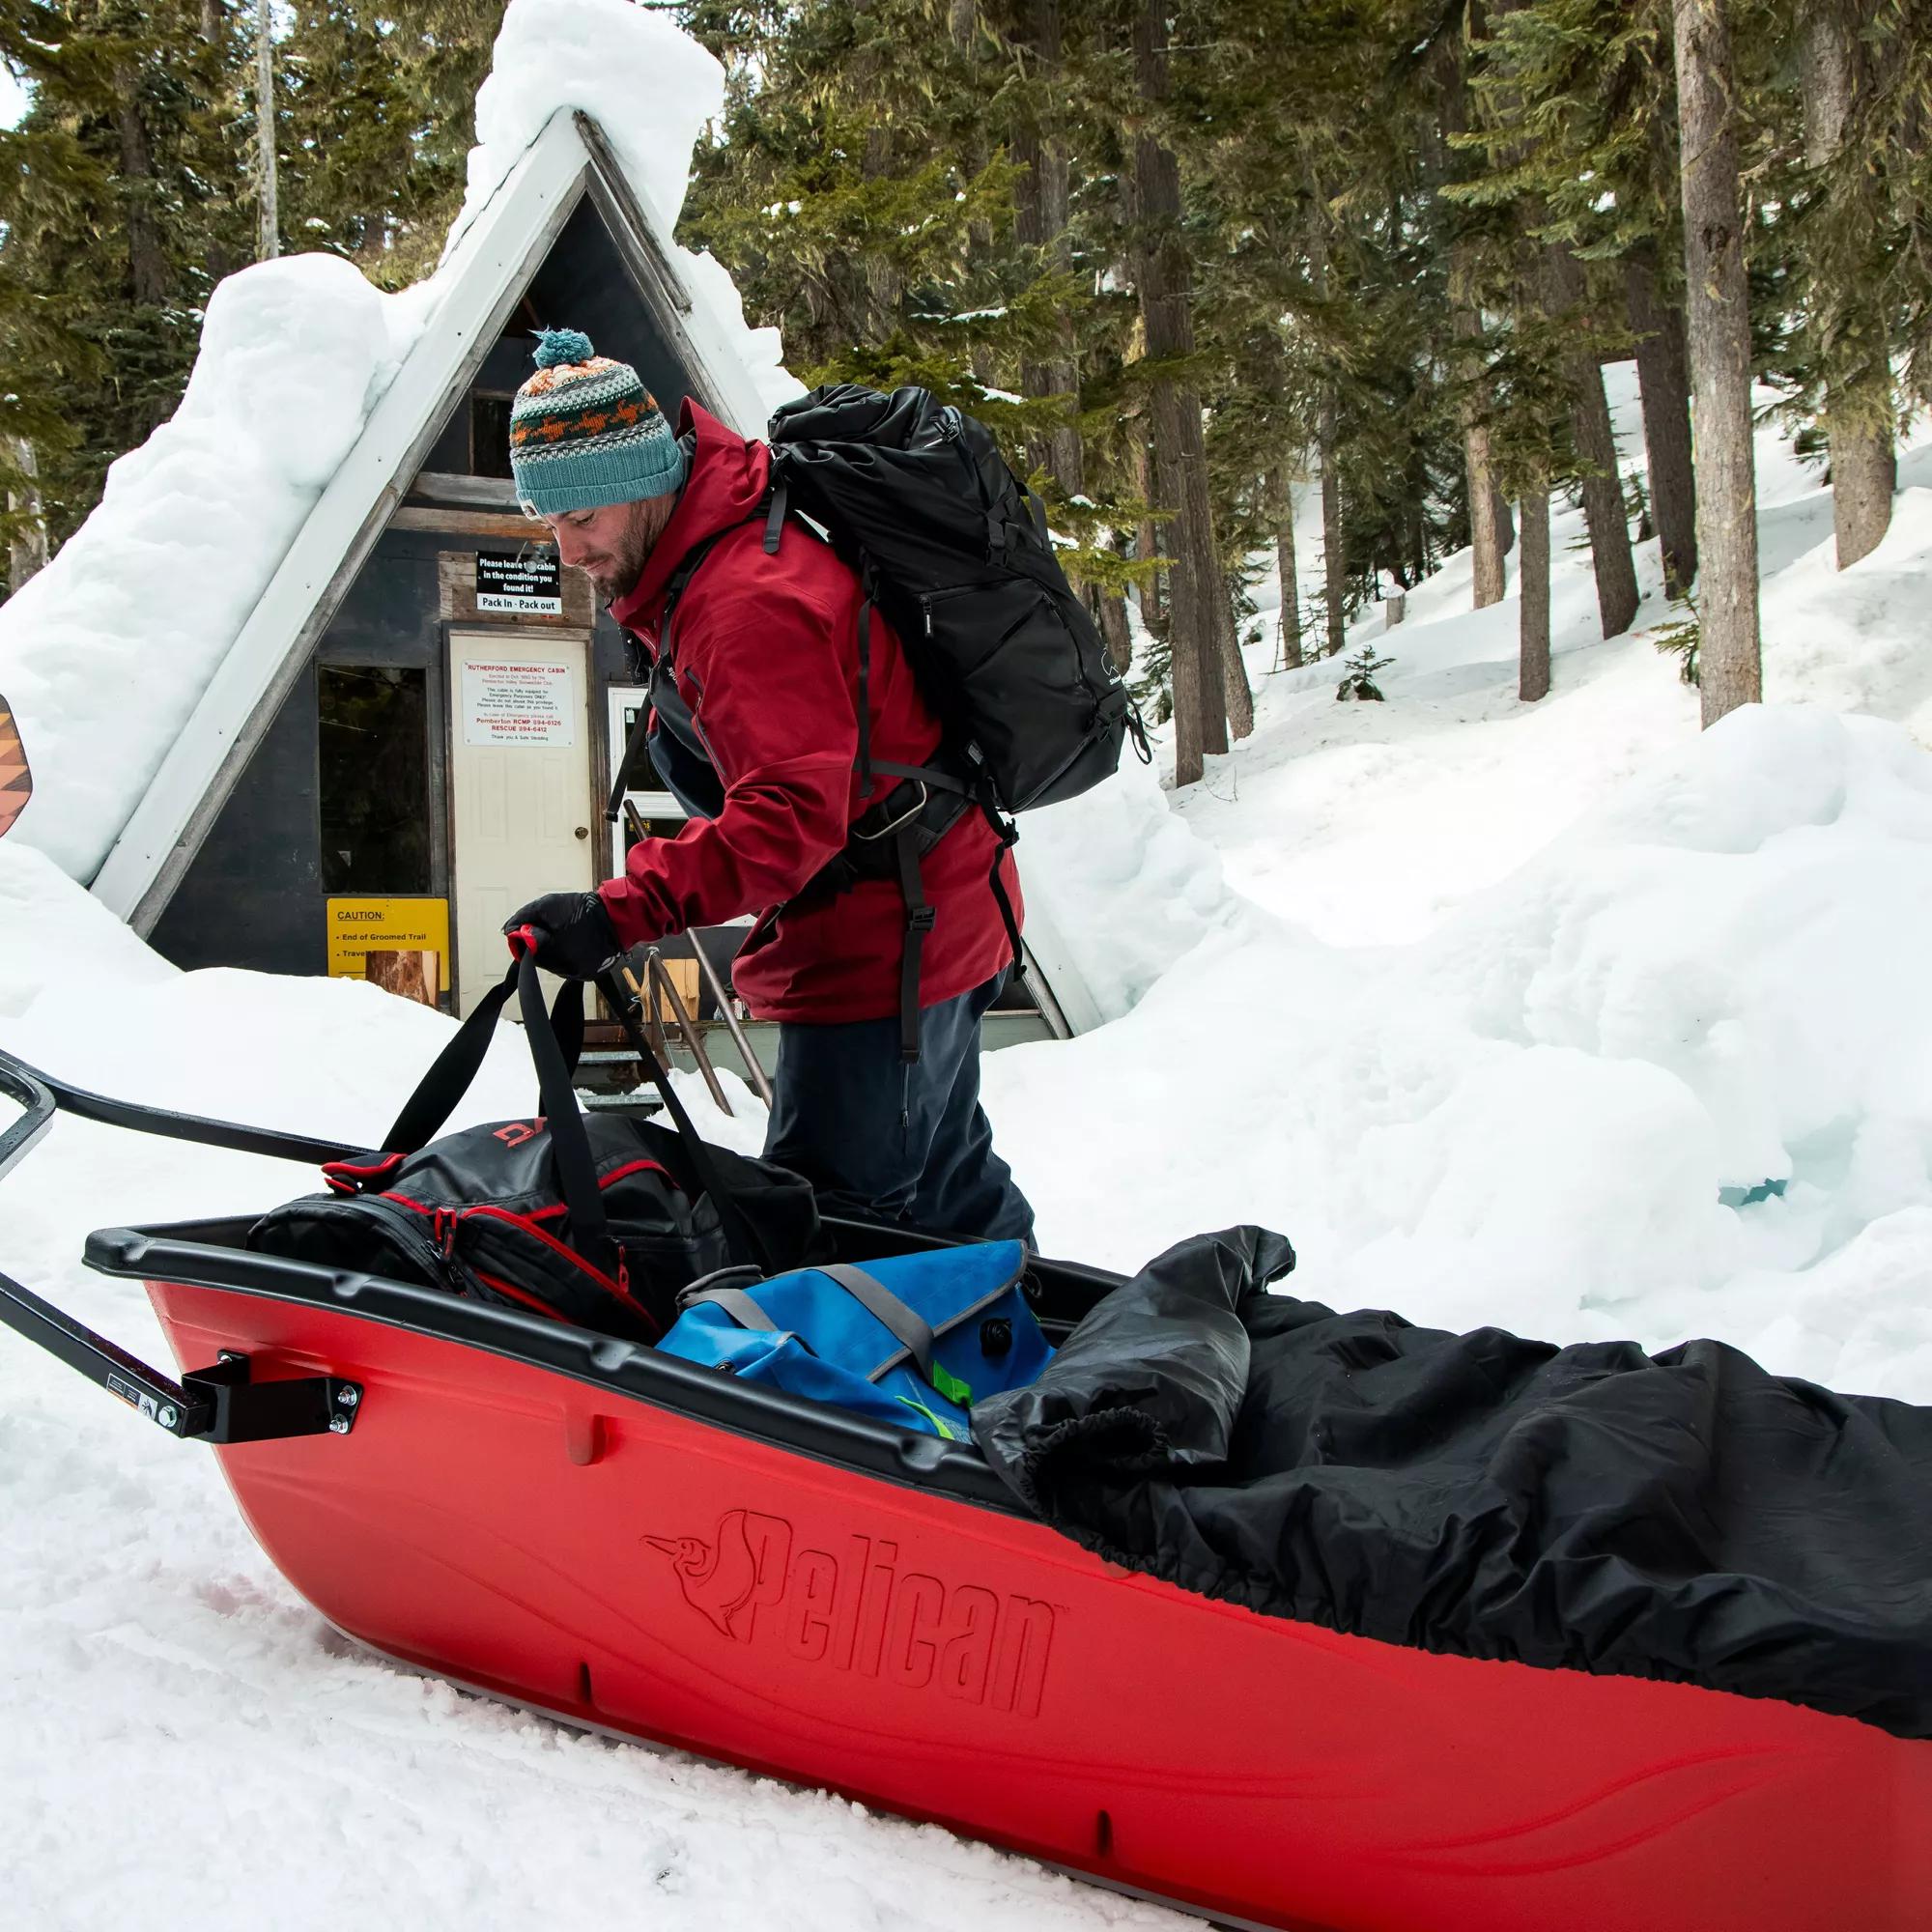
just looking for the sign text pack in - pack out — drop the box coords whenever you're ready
[475,551,563,615]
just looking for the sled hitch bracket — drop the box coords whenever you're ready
[0,1266,360,1444]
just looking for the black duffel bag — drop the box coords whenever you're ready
[248,950,823,1341]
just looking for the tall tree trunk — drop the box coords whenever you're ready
[1009,0,1083,494]
[1625,242,1698,596]
[1217,568,1255,739]
[1438,31,1508,611]
[7,439,47,591]
[1269,467,1304,668]
[1547,244,1639,637]
[1130,0,1226,781]
[1804,8,1895,568]
[1090,585,1133,673]
[1673,0,1761,724]
[113,71,166,303]
[1459,294,1509,609]
[254,0,278,261]
[1520,482,1551,700]
[1132,421,1163,631]
[1308,198,1349,656]
[1318,408,1346,656]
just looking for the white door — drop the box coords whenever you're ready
[449,634,596,1016]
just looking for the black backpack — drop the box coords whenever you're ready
[610,384,1148,1060]
[765,384,1142,815]
[248,953,825,1341]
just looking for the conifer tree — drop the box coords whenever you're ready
[1673,0,1762,721]
[0,0,247,560]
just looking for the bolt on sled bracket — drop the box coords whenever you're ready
[182,1350,363,1444]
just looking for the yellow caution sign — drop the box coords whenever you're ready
[327,897,451,1001]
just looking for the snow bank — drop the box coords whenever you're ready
[450,0,797,425]
[1020,747,1249,1022]
[993,706,1932,1406]
[0,0,796,886]
[0,841,175,1018]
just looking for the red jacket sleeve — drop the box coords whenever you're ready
[598,558,859,946]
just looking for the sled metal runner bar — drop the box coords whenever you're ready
[1,1045,362,1442]
[690,927,775,1107]
[0,1043,366,1169]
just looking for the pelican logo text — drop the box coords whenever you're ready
[493,1119,545,1146]
[643,1508,1056,1719]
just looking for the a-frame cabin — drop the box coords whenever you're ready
[85,110,1095,1071]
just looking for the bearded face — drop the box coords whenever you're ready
[543,496,674,606]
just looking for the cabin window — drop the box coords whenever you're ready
[469,394,515,479]
[317,666,431,894]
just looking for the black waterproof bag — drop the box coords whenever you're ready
[765,383,1143,814]
[247,953,824,1341]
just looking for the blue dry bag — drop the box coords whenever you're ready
[657,1240,1052,1439]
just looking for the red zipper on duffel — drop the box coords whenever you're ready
[380,1191,665,1337]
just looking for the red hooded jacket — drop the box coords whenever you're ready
[597,401,1022,1026]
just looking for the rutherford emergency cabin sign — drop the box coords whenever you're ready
[461,656,578,746]
[475,551,562,614]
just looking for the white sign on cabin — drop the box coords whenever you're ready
[475,552,563,615]
[460,656,579,747]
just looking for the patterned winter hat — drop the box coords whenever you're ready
[509,327,687,516]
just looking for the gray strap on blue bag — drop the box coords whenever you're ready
[687,1262,937,1383]
[816,1263,937,1383]
[687,1286,781,1333]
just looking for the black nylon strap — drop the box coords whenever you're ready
[857,596,874,791]
[596,971,776,1271]
[381,964,587,1153]
[515,953,611,1264]
[895,824,932,1065]
[763,477,789,554]
[605,696,655,825]
[382,971,519,1152]
[983,806,1023,970]
[862,758,973,795]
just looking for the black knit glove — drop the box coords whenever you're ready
[503,891,624,979]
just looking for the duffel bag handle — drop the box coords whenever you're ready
[376,951,613,1267]
[595,972,779,1273]
[381,963,584,1154]
[377,945,771,1277]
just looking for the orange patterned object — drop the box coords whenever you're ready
[0,694,29,838]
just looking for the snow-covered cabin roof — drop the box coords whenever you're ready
[0,0,796,924]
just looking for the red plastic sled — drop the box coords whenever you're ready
[3,1056,1929,1931]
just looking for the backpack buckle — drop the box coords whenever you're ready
[853,781,928,840]
[906,904,937,934]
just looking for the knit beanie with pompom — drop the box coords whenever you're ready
[508,327,687,515]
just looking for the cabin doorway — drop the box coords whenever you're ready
[448,632,596,1015]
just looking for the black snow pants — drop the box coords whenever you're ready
[762,970,1036,1246]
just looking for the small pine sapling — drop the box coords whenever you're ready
[1335,644,1394,702]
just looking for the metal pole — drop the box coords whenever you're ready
[646,952,733,1117]
[688,928,775,1107]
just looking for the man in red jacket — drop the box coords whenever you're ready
[502,330,1034,1244]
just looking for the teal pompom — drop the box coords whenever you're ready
[532,327,595,369]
